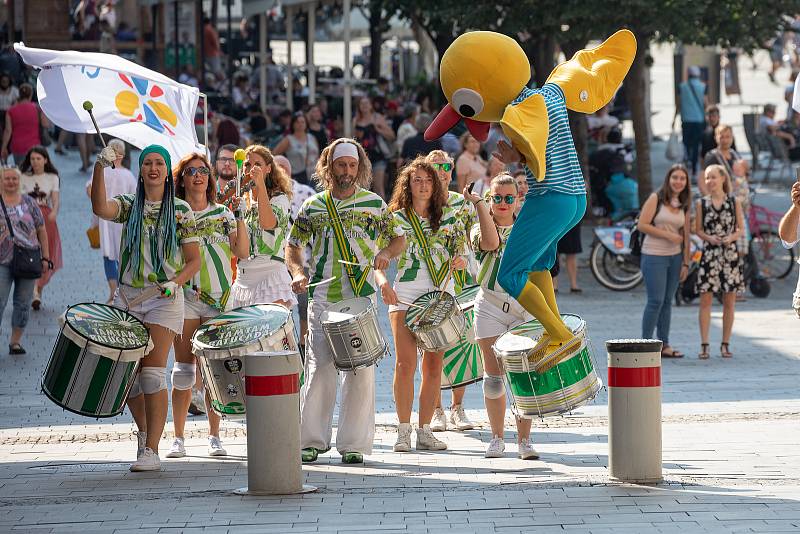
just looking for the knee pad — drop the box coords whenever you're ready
[128,374,142,398]
[483,374,506,399]
[171,362,196,391]
[139,367,168,395]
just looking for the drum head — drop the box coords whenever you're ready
[322,297,372,324]
[193,304,291,352]
[404,291,457,330]
[455,285,480,311]
[64,303,149,351]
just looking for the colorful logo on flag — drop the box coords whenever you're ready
[114,73,178,135]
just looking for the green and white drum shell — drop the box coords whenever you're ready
[441,285,484,389]
[493,314,602,418]
[321,297,388,371]
[43,303,152,418]
[192,304,298,417]
[405,290,466,352]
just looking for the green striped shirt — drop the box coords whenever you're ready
[246,193,290,260]
[191,203,236,306]
[289,188,400,303]
[112,195,199,288]
[448,191,477,292]
[472,222,513,294]
[393,200,469,284]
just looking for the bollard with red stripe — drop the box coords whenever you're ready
[234,350,316,495]
[606,339,663,483]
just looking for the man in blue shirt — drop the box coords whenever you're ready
[676,66,708,175]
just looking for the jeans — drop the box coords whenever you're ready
[103,256,119,281]
[682,121,705,174]
[0,264,36,329]
[640,252,683,346]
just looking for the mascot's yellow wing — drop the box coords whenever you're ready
[500,94,548,182]
[546,29,637,114]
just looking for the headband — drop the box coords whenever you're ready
[139,144,173,178]
[332,142,359,162]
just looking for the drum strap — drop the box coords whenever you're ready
[323,191,370,297]
[406,208,449,287]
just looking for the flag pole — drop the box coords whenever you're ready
[200,92,209,156]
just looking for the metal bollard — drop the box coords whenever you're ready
[606,339,663,484]
[234,350,316,495]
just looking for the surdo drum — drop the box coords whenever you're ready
[404,290,466,352]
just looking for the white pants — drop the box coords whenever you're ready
[793,267,800,317]
[300,299,375,455]
[473,288,532,340]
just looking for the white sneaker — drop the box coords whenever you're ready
[449,404,475,431]
[393,423,413,452]
[208,436,227,456]
[416,424,447,451]
[135,431,147,458]
[518,438,540,460]
[430,408,447,432]
[130,448,161,472]
[165,437,186,458]
[485,435,506,458]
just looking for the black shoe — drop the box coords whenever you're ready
[9,343,25,355]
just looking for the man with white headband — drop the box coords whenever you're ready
[287,138,405,464]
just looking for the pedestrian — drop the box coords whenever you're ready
[353,96,395,199]
[553,222,583,293]
[84,139,137,304]
[1,83,49,165]
[514,170,528,214]
[273,111,320,186]
[674,66,708,176]
[166,152,250,460]
[777,180,800,317]
[214,143,238,200]
[455,132,488,192]
[214,119,240,151]
[306,104,329,150]
[286,138,404,464]
[18,146,62,310]
[90,144,201,472]
[400,113,441,166]
[0,166,50,355]
[0,73,19,142]
[227,145,296,309]
[695,164,744,360]
[637,163,692,358]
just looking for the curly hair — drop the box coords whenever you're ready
[314,138,372,191]
[244,144,293,199]
[388,156,445,233]
[174,152,215,203]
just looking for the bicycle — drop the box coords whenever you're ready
[747,194,795,280]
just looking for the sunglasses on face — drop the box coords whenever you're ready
[492,194,516,205]
[184,166,211,176]
[431,162,453,172]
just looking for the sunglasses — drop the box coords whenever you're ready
[492,194,516,205]
[217,157,234,164]
[184,166,211,176]
[431,162,453,172]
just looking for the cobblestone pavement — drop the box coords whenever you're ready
[1,47,800,532]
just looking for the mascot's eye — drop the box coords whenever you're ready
[451,88,484,118]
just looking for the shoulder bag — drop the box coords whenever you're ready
[0,196,43,279]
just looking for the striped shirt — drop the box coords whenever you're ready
[393,200,469,284]
[289,188,401,303]
[512,84,586,196]
[191,203,236,307]
[448,191,477,292]
[471,222,513,295]
[246,193,290,261]
[112,195,199,288]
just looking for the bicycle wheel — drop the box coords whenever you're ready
[749,230,795,279]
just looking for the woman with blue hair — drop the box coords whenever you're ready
[91,144,201,472]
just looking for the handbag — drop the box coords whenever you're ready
[87,225,100,249]
[629,200,662,260]
[0,196,43,279]
[665,130,684,161]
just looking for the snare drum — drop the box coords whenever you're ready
[493,314,602,418]
[43,303,151,418]
[441,285,484,389]
[320,297,387,371]
[192,304,298,416]
[404,290,466,352]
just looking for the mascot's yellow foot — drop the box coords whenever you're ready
[529,334,582,373]
[546,29,637,114]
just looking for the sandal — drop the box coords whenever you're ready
[570,287,583,293]
[698,343,710,360]
[661,348,684,358]
[9,343,25,355]
[720,342,733,358]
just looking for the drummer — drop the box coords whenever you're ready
[426,149,477,433]
[472,173,538,459]
[166,153,250,460]
[90,144,201,472]
[380,156,490,453]
[287,138,405,464]
[227,145,296,309]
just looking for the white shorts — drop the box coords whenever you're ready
[115,285,185,336]
[183,289,220,320]
[473,288,532,340]
[388,277,456,313]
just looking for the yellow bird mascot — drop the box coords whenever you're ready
[425,30,637,370]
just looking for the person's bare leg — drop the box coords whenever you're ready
[390,311,418,424]
[127,393,146,432]
[479,338,506,437]
[721,292,736,344]
[418,351,444,426]
[171,318,201,439]
[566,254,579,290]
[141,324,176,454]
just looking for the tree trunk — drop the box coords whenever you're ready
[525,34,556,87]
[561,40,589,199]
[626,32,652,203]
[211,0,218,28]
[368,3,383,79]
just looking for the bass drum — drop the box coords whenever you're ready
[440,285,484,389]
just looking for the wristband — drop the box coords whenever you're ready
[474,198,485,205]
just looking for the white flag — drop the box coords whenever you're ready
[794,72,800,114]
[14,43,205,163]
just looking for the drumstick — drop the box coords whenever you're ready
[396,299,427,311]
[306,276,337,288]
[82,101,115,169]
[147,273,173,298]
[338,259,369,267]
[234,148,246,198]
[125,286,163,308]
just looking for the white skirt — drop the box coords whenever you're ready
[228,255,297,309]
